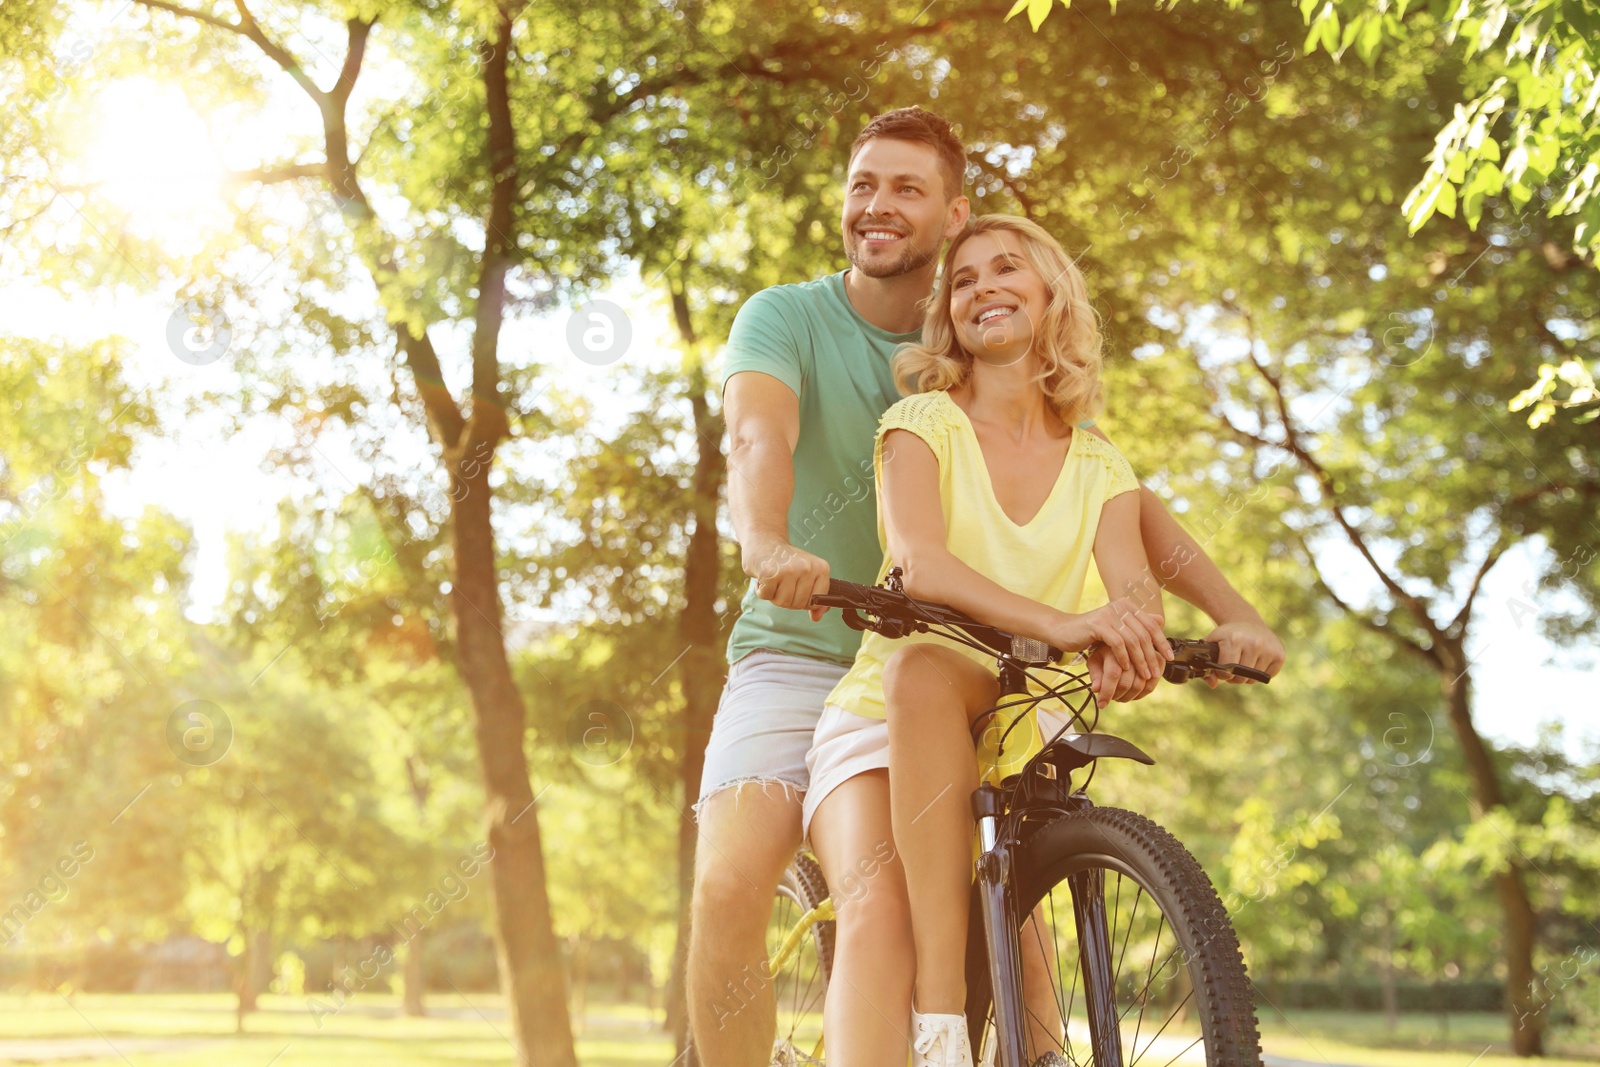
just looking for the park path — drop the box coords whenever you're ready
[0,1037,224,1062]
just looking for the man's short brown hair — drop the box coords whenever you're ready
[849,107,967,201]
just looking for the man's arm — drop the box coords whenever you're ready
[1135,485,1285,685]
[1082,426,1285,682]
[724,371,831,618]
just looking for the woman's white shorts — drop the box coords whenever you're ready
[802,703,1076,841]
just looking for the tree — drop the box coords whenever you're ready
[0,337,197,966]
[926,0,1599,1048]
[5,0,997,1055]
[172,646,408,1026]
[1007,0,1600,262]
[1005,0,1600,419]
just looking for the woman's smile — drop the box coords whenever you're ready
[950,231,1048,363]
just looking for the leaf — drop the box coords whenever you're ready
[1340,14,1364,54]
[1404,176,1445,232]
[1463,184,1485,228]
[1004,0,1030,21]
[1304,3,1340,54]
[1435,180,1457,218]
[1357,15,1386,66]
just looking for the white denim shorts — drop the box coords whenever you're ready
[694,650,850,817]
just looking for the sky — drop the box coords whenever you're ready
[3,68,1592,762]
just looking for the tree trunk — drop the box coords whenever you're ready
[664,302,729,1059]
[570,933,591,1035]
[235,928,272,1027]
[401,934,426,1017]
[450,450,578,1067]
[1439,657,1542,1056]
[1380,904,1398,1032]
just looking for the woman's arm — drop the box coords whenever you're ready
[879,429,1169,682]
[1089,490,1167,702]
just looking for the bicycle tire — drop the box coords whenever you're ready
[965,807,1261,1067]
[784,852,837,980]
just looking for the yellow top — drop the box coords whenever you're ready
[823,389,1139,722]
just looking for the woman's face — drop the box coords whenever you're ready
[948,231,1050,367]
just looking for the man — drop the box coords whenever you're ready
[687,106,1284,1065]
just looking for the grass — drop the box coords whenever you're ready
[0,993,673,1066]
[1256,1008,1599,1067]
[0,995,1594,1065]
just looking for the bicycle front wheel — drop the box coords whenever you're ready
[966,807,1261,1067]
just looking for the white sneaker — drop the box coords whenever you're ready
[911,1007,974,1067]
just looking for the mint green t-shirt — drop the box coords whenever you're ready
[722,270,918,667]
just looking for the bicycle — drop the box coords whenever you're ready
[757,569,1270,1067]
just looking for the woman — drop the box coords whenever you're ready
[803,214,1172,1067]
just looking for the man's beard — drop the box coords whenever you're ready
[846,233,940,279]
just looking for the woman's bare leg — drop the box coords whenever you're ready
[884,644,999,1016]
[810,770,915,1067]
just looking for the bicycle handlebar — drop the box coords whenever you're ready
[809,573,1271,685]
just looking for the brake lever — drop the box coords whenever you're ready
[1214,662,1272,683]
[1163,660,1272,684]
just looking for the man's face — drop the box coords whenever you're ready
[842,138,959,280]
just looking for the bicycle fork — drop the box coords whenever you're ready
[1070,866,1124,1064]
[973,783,1125,1067]
[973,783,1029,1067]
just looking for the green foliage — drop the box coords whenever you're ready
[1003,0,1600,259]
[1510,357,1600,427]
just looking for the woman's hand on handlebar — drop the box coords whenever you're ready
[1085,645,1160,704]
[1052,598,1172,697]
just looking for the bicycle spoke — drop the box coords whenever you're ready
[1132,993,1199,1067]
[767,887,827,1060]
[1027,907,1068,1061]
[1127,910,1168,1059]
[1111,880,1142,995]
[1118,928,1182,1024]
[1157,1035,1204,1067]
[1054,889,1080,1065]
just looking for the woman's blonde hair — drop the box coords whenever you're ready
[892,215,1104,425]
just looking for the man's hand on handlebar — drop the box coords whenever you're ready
[1051,598,1172,701]
[741,532,832,621]
[1202,618,1285,688]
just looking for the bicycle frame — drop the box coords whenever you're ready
[790,574,1267,1067]
[766,677,1153,1067]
